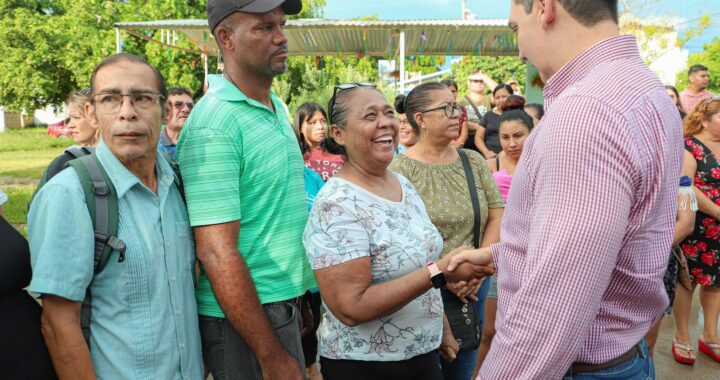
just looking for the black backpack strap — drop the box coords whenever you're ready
[458,149,482,249]
[70,155,126,270]
[65,146,94,159]
[68,154,125,346]
[29,146,96,212]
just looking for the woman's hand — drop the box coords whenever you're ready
[446,278,483,303]
[439,331,460,363]
[482,150,498,159]
[440,314,460,362]
[438,246,495,283]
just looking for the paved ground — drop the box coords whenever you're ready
[654,292,719,379]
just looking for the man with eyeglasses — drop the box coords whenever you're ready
[27,53,203,380]
[158,86,194,160]
[176,1,315,379]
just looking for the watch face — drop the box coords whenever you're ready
[431,273,447,289]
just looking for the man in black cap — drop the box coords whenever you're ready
[177,1,315,379]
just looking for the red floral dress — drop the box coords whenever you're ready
[681,137,720,288]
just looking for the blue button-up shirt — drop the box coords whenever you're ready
[28,141,203,380]
[158,127,177,161]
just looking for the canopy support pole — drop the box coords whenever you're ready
[115,28,122,53]
[203,53,209,93]
[399,30,406,94]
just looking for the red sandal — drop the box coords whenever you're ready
[699,339,720,363]
[672,338,696,365]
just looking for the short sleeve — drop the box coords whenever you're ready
[0,187,7,206]
[302,184,371,269]
[479,112,489,128]
[179,128,243,226]
[27,173,95,302]
[471,152,504,208]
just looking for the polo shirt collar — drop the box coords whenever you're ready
[95,140,174,199]
[207,74,284,113]
[543,35,640,102]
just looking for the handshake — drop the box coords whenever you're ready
[436,246,496,300]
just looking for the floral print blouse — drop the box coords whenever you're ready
[303,173,444,361]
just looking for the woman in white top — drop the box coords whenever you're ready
[303,83,494,380]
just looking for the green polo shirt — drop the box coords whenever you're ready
[177,74,316,317]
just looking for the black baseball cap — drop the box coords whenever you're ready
[208,0,303,32]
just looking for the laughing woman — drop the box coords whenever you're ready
[303,83,494,380]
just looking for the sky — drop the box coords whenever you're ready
[323,0,719,54]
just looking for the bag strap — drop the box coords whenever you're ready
[68,154,126,346]
[464,96,482,121]
[458,149,482,248]
[69,155,126,272]
[65,146,95,159]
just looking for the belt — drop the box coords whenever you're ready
[570,344,641,374]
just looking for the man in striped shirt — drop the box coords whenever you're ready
[449,1,683,378]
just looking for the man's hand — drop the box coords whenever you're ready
[446,247,495,272]
[300,295,314,337]
[260,351,304,380]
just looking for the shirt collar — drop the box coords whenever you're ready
[207,74,285,116]
[543,35,641,102]
[95,140,174,199]
[159,127,174,147]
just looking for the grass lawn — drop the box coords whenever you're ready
[0,148,66,179]
[0,127,69,152]
[0,127,73,236]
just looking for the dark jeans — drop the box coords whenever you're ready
[563,340,655,380]
[199,299,305,380]
[320,351,442,380]
[301,291,322,366]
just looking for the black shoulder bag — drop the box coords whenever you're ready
[441,149,483,353]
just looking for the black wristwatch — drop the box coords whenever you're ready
[427,262,447,289]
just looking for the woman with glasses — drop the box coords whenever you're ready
[440,79,469,149]
[474,84,514,160]
[389,82,504,380]
[672,95,720,365]
[303,82,494,380]
[393,95,419,154]
[294,102,344,181]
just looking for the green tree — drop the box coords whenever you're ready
[676,38,720,93]
[0,0,326,113]
[448,56,527,96]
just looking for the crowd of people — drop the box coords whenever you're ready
[1,0,719,379]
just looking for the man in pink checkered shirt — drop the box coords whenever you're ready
[449,1,683,378]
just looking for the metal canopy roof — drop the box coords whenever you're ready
[114,18,518,57]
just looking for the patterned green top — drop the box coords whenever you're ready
[389,150,504,256]
[177,74,316,317]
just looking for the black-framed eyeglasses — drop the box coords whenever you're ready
[420,103,462,118]
[328,82,376,125]
[172,101,194,110]
[91,91,166,114]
